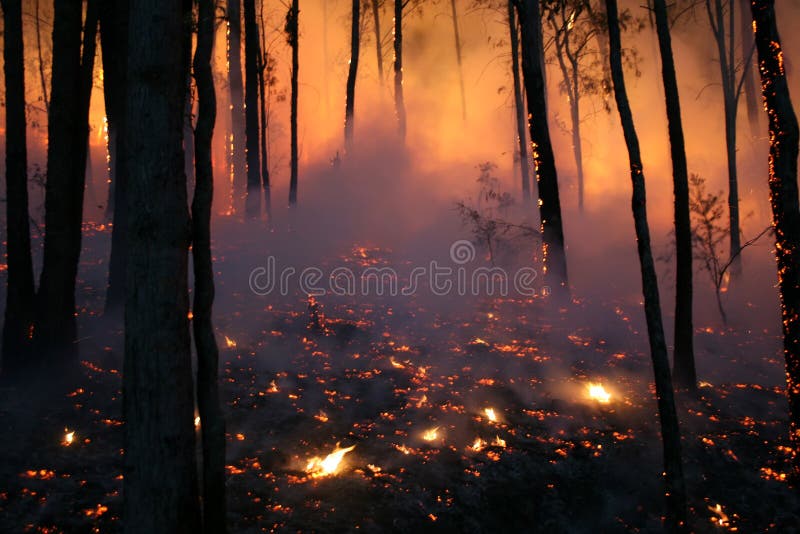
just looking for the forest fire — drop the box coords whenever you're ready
[305,444,356,478]
[62,430,75,447]
[586,383,612,404]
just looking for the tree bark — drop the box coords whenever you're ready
[653,0,696,391]
[123,0,200,531]
[1,0,36,375]
[101,0,129,314]
[508,0,531,202]
[244,0,262,218]
[193,0,227,528]
[750,0,800,485]
[288,0,299,206]
[345,0,361,153]
[393,0,407,142]
[450,0,466,120]
[372,0,384,85]
[515,0,569,293]
[228,0,246,213]
[606,0,688,529]
[36,0,98,360]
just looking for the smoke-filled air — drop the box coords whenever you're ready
[2,0,800,531]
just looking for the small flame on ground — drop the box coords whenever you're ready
[194,416,201,428]
[63,429,75,446]
[493,435,507,448]
[708,503,730,528]
[225,335,237,348]
[587,383,611,404]
[470,437,487,451]
[306,443,356,478]
[484,408,498,422]
[422,427,440,442]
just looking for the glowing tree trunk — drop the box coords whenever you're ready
[123,0,200,530]
[515,0,569,293]
[750,0,800,485]
[244,0,262,218]
[345,0,361,153]
[1,0,36,375]
[36,0,98,361]
[101,0,129,314]
[228,0,246,212]
[508,0,531,202]
[653,0,696,391]
[393,0,407,142]
[607,0,688,528]
[288,0,299,207]
[193,0,227,528]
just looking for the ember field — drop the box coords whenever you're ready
[1,225,798,533]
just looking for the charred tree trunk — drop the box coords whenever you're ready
[228,0,246,213]
[36,0,98,360]
[393,0,407,142]
[653,0,696,391]
[508,0,531,202]
[244,0,262,218]
[606,0,688,528]
[101,0,129,314]
[344,0,361,153]
[193,0,227,528]
[515,0,569,293]
[372,0,384,85]
[450,0,466,120]
[1,0,36,375]
[739,0,760,137]
[288,0,299,206]
[123,0,200,531]
[750,0,800,485]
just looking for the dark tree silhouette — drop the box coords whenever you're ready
[122,0,200,530]
[507,0,532,202]
[244,0,262,218]
[258,0,272,221]
[371,0,384,85]
[606,0,688,528]
[1,0,36,375]
[515,0,569,293]
[738,0,760,137]
[345,0,361,152]
[229,0,247,212]
[288,0,300,206]
[653,0,696,391]
[36,0,99,360]
[750,0,800,485]
[101,0,129,313]
[193,0,227,528]
[394,0,407,141]
[450,0,467,120]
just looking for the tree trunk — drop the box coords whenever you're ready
[193,0,227,528]
[508,0,531,202]
[123,0,200,531]
[36,0,98,360]
[1,0,36,375]
[653,0,696,391]
[228,0,246,213]
[257,2,271,222]
[101,0,129,314]
[288,0,299,206]
[244,0,262,218]
[372,0,384,85]
[450,0,466,120]
[606,0,688,529]
[34,0,50,114]
[750,0,800,485]
[739,0,760,137]
[569,61,584,212]
[345,0,361,153]
[515,0,569,293]
[393,0,407,142]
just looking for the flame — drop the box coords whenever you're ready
[484,407,498,422]
[63,429,75,446]
[389,356,404,369]
[587,383,611,404]
[225,335,237,348]
[470,437,487,451]
[422,426,440,442]
[708,503,730,528]
[194,416,201,428]
[267,380,279,393]
[305,443,356,478]
[493,435,506,448]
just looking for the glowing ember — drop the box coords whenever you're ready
[484,408,498,422]
[194,416,201,428]
[389,356,405,369]
[470,437,487,451]
[63,429,75,446]
[708,503,730,528]
[305,443,356,478]
[587,383,611,404]
[493,435,507,448]
[422,426,441,442]
[224,335,237,348]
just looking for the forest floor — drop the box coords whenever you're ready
[0,224,798,533]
